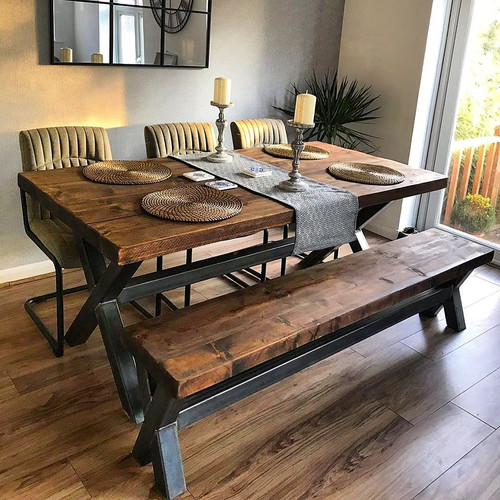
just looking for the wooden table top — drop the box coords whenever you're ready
[18,142,447,265]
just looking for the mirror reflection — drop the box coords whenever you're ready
[52,0,210,67]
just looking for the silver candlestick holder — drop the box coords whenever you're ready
[278,119,315,192]
[207,101,234,163]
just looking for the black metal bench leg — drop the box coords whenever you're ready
[420,303,443,318]
[152,422,186,499]
[133,385,183,465]
[443,287,466,331]
[95,300,144,423]
[421,272,470,329]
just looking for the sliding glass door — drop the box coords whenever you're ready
[421,0,499,262]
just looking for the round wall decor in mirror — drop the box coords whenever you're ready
[150,0,194,33]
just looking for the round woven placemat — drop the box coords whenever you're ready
[83,160,172,185]
[327,162,405,185]
[264,144,330,160]
[141,185,242,222]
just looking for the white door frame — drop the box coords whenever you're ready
[418,0,499,263]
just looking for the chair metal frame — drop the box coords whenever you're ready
[21,190,156,357]
[20,191,87,357]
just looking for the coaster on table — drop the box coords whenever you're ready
[242,165,273,178]
[83,160,172,185]
[182,171,215,182]
[264,143,330,160]
[327,162,405,185]
[205,180,238,191]
[141,185,242,222]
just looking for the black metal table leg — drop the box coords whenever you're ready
[76,237,107,287]
[65,261,141,346]
[95,300,145,423]
[349,230,370,254]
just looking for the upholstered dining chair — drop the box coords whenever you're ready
[144,122,216,159]
[230,118,288,150]
[144,122,217,313]
[144,121,284,307]
[19,126,113,357]
[230,118,290,274]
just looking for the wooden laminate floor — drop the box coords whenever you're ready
[0,230,499,499]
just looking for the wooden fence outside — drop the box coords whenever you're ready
[443,126,500,225]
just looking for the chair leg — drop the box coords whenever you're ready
[54,265,64,357]
[281,225,289,276]
[260,229,269,282]
[184,249,192,307]
[156,256,163,316]
[24,262,87,358]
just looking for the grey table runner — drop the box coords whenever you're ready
[171,152,358,255]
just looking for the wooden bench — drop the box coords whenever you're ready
[95,228,493,499]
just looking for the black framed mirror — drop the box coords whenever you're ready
[51,0,211,68]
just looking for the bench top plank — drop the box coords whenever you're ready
[124,229,493,398]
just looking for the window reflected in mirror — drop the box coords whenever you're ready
[51,0,211,67]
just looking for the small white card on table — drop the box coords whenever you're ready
[205,180,238,191]
[242,166,273,178]
[183,171,215,182]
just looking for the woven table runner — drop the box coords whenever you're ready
[172,152,358,255]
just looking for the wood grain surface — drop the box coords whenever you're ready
[0,234,498,499]
[18,142,447,264]
[124,229,492,398]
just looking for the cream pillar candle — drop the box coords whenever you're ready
[213,77,231,105]
[293,92,317,125]
[91,53,104,64]
[60,47,73,63]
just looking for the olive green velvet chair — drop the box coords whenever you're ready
[19,126,112,357]
[144,122,216,158]
[144,122,217,312]
[230,118,288,150]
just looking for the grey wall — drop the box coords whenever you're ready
[0,0,345,272]
[337,0,434,239]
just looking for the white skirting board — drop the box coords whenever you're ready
[0,260,54,285]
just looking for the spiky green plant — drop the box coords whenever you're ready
[273,71,381,151]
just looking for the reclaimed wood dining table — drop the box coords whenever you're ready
[18,141,448,350]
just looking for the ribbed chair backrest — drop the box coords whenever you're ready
[230,118,288,150]
[144,122,216,158]
[19,126,112,220]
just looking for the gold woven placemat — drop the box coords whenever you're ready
[327,162,405,185]
[141,185,242,222]
[83,160,172,185]
[264,144,330,160]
